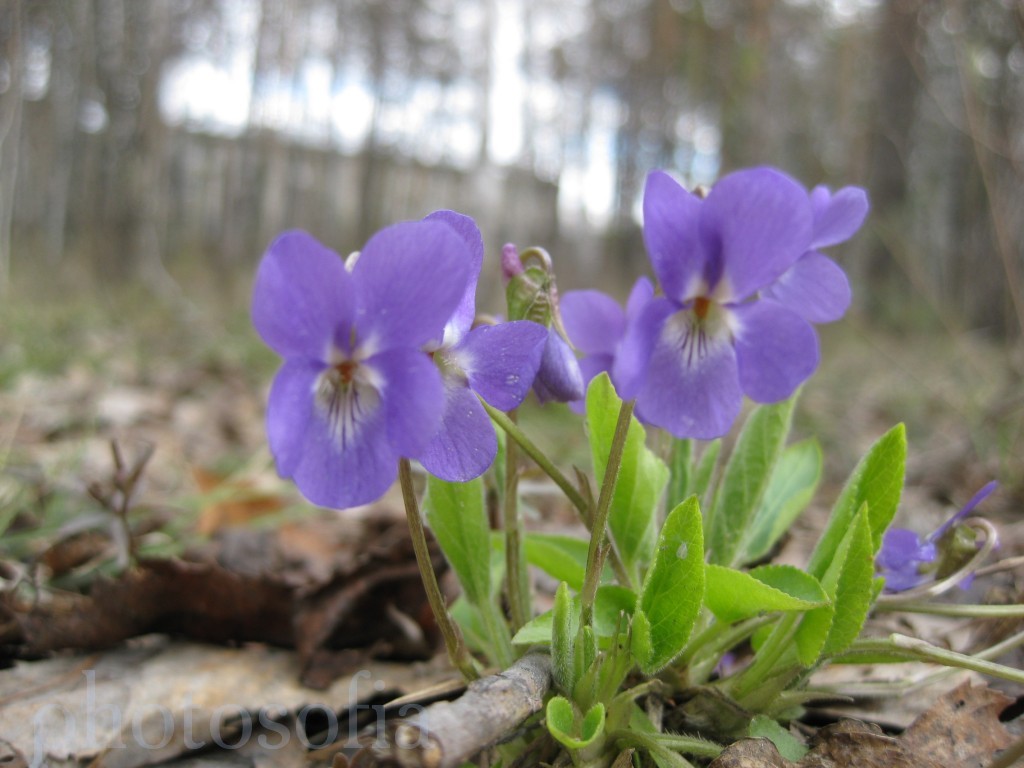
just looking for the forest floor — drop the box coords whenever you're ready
[0,270,1022,767]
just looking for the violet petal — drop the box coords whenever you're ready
[636,311,743,439]
[252,230,355,360]
[372,347,447,459]
[266,358,321,479]
[642,171,705,303]
[426,210,484,345]
[461,321,548,411]
[353,220,471,350]
[560,290,626,356]
[701,167,813,301]
[733,300,819,403]
[533,330,585,403]
[810,185,869,249]
[418,385,498,482]
[765,251,851,324]
[612,296,676,400]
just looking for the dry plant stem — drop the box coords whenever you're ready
[580,398,635,627]
[504,409,528,632]
[360,651,552,768]
[481,398,634,590]
[398,458,480,682]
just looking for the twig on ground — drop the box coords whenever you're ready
[354,651,552,768]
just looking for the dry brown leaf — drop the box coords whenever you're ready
[710,681,1016,768]
[191,465,285,535]
[901,680,1015,767]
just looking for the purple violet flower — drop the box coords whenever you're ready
[614,167,825,439]
[877,481,998,592]
[560,276,654,413]
[419,211,548,482]
[252,221,472,509]
[765,184,868,323]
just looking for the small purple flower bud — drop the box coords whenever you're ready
[501,243,524,283]
[877,481,998,592]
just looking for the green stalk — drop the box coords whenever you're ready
[682,615,774,684]
[727,613,800,703]
[580,399,635,627]
[850,633,1024,686]
[398,459,480,681]
[503,409,529,632]
[481,397,634,590]
[874,601,1024,618]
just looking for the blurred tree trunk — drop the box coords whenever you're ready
[862,0,923,316]
[717,0,772,171]
[0,0,22,295]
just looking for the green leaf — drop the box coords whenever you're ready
[546,697,605,751]
[748,715,808,761]
[586,374,669,578]
[704,564,827,623]
[707,397,796,566]
[637,497,705,674]
[821,505,875,655]
[794,606,833,666]
[449,597,489,655]
[552,582,578,694]
[423,476,490,606]
[741,439,822,564]
[807,424,906,578]
[523,532,595,592]
[795,504,875,664]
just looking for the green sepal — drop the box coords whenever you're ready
[506,265,553,325]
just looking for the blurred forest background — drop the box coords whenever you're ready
[0,0,1022,338]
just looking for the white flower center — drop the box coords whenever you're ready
[315,358,382,449]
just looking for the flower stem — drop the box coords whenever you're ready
[847,633,1024,686]
[481,398,635,590]
[504,409,529,632]
[398,458,480,681]
[874,601,1024,618]
[580,398,635,627]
